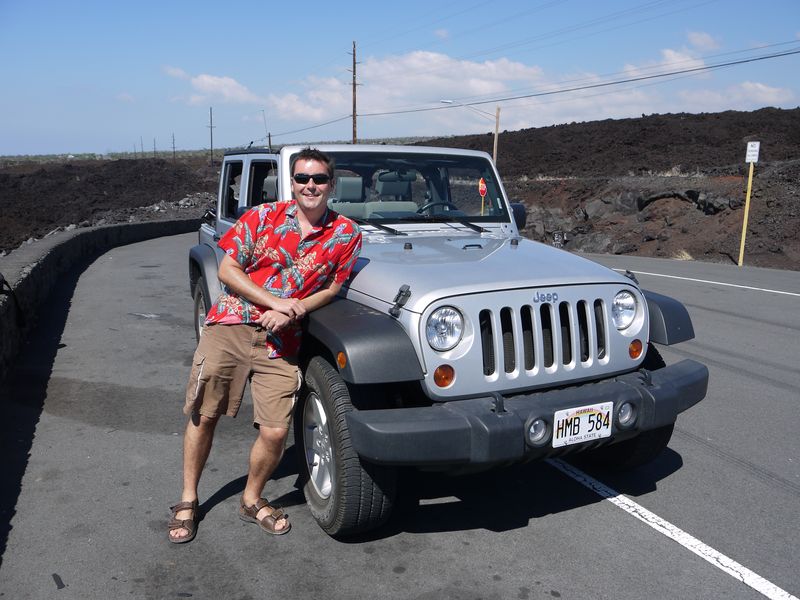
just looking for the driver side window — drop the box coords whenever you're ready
[221,161,244,221]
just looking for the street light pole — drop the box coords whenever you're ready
[441,100,500,163]
[492,105,500,165]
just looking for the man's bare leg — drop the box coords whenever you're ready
[241,425,290,532]
[169,413,219,541]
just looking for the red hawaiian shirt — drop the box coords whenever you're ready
[205,200,361,358]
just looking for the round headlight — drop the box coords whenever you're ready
[426,306,464,351]
[612,290,637,330]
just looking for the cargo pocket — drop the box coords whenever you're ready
[183,353,206,415]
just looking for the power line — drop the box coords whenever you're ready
[454,0,708,63]
[270,115,353,139]
[446,39,800,107]
[368,0,715,83]
[359,48,800,118]
[243,44,799,144]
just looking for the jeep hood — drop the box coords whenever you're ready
[345,234,633,313]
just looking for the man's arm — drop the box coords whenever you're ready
[218,254,306,319]
[299,278,342,313]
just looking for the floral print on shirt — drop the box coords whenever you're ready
[205,200,361,358]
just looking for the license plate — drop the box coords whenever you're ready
[552,402,613,448]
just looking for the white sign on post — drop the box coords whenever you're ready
[745,141,760,163]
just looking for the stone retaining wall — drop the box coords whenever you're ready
[0,219,199,382]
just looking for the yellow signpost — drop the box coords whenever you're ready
[738,141,760,267]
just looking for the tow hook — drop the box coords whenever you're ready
[490,392,507,414]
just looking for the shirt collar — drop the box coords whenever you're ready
[287,199,333,230]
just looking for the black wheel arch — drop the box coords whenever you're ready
[188,243,220,304]
[643,289,695,345]
[302,297,424,385]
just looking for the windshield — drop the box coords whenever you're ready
[319,151,508,224]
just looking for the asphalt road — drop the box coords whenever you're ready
[0,233,798,600]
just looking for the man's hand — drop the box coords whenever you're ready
[256,310,293,332]
[268,297,307,320]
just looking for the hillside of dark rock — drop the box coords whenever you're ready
[422,107,799,269]
[1,107,797,269]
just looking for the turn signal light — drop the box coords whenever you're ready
[433,365,455,388]
[336,352,347,369]
[629,339,643,359]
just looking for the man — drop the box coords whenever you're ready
[168,148,361,542]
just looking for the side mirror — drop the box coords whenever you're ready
[511,202,527,231]
[201,207,216,226]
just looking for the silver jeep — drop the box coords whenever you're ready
[189,144,708,537]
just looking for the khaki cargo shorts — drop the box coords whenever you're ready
[184,324,302,429]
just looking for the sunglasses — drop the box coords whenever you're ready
[292,173,331,185]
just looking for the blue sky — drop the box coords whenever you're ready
[1,0,798,156]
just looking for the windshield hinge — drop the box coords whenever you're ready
[389,284,411,318]
[623,269,639,284]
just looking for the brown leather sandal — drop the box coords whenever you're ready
[168,500,199,544]
[239,497,291,535]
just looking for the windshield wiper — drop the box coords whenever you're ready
[405,215,488,233]
[352,218,406,236]
[456,220,488,233]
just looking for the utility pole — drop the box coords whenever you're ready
[140,136,144,156]
[172,133,176,160]
[153,138,156,158]
[261,109,272,152]
[207,107,215,165]
[348,41,359,144]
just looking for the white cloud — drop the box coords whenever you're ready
[687,31,720,51]
[163,65,189,80]
[678,81,793,111]
[267,92,328,122]
[159,46,794,144]
[263,50,544,134]
[188,74,262,105]
[434,29,449,40]
[164,67,263,105]
[732,81,793,104]
[624,47,706,79]
[359,51,542,114]
[116,92,135,103]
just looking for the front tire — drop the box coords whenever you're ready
[295,356,396,537]
[193,276,210,343]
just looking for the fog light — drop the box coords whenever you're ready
[433,365,455,388]
[629,339,643,359]
[618,402,636,427]
[527,418,548,445]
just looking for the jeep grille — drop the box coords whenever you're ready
[420,284,646,400]
[478,299,607,376]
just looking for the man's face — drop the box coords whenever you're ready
[291,158,333,215]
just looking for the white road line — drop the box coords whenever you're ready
[547,459,799,600]
[612,269,800,297]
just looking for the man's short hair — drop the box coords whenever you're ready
[290,147,335,178]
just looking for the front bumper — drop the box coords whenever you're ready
[346,359,708,466]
